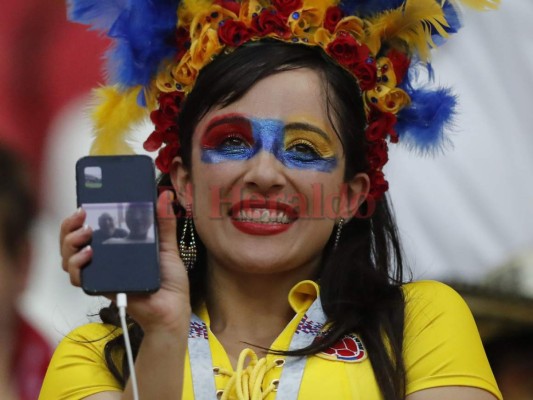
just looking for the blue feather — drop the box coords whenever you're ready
[339,0,404,17]
[137,88,147,107]
[396,87,457,153]
[431,0,463,46]
[67,0,127,32]
[442,0,462,34]
[104,0,180,87]
[69,0,180,88]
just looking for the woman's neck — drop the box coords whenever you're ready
[205,261,317,355]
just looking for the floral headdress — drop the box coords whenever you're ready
[69,0,499,199]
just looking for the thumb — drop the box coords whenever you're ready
[157,190,179,253]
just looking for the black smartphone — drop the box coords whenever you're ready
[76,155,160,295]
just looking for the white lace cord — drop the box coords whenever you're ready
[220,348,279,400]
[117,293,140,400]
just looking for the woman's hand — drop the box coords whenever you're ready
[60,206,93,286]
[54,190,190,399]
[123,190,191,333]
[59,190,191,333]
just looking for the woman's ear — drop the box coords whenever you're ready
[338,172,370,221]
[170,156,193,206]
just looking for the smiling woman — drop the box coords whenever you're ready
[40,1,502,400]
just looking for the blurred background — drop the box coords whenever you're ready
[0,1,532,399]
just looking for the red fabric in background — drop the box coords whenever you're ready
[0,1,107,192]
[12,315,53,400]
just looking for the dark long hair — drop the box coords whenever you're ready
[100,41,408,400]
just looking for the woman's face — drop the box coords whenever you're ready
[174,68,367,276]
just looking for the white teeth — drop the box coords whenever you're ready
[260,210,270,222]
[234,208,292,224]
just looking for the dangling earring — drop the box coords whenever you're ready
[179,204,197,270]
[334,218,344,250]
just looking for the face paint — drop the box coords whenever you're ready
[201,115,254,163]
[200,114,338,172]
[282,122,337,172]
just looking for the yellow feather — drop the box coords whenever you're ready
[367,0,450,61]
[445,0,500,11]
[90,86,148,156]
[178,0,215,27]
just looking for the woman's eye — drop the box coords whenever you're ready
[287,142,320,157]
[219,136,249,148]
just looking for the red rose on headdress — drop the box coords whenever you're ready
[218,20,252,46]
[327,32,370,68]
[352,61,377,91]
[386,49,410,84]
[150,109,177,132]
[160,91,184,116]
[368,170,389,199]
[251,9,290,38]
[214,0,241,15]
[150,91,183,132]
[324,6,344,33]
[367,140,389,170]
[365,107,397,142]
[175,27,191,61]
[156,142,181,173]
[144,130,165,152]
[272,0,303,17]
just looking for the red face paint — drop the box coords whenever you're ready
[201,114,254,149]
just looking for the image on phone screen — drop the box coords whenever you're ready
[83,202,155,245]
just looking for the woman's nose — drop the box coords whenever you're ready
[242,150,287,194]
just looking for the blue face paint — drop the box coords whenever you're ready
[201,116,338,173]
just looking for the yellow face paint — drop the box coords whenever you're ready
[284,123,336,159]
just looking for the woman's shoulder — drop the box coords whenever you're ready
[400,280,475,334]
[54,322,123,358]
[39,323,124,399]
[399,281,502,399]
[401,279,459,296]
[401,280,466,314]
[65,322,122,338]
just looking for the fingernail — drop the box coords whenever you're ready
[82,245,92,253]
[82,224,90,232]
[75,207,83,215]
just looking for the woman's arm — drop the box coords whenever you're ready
[119,321,190,400]
[83,394,120,400]
[44,191,191,400]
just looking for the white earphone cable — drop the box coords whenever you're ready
[117,293,140,400]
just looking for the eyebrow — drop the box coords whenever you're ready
[204,114,249,134]
[284,122,332,143]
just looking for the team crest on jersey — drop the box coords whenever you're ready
[317,333,367,363]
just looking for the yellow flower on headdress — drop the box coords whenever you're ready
[376,57,398,88]
[173,52,199,91]
[312,27,333,47]
[335,16,365,42]
[190,4,238,39]
[189,24,225,70]
[365,85,410,115]
[300,0,330,23]
[240,0,267,24]
[287,8,320,38]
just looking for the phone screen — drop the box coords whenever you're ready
[76,155,160,294]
